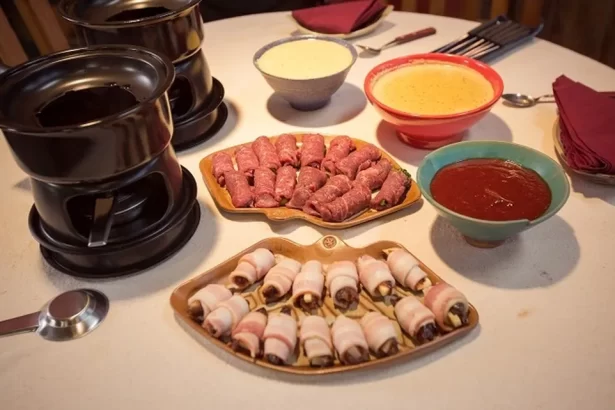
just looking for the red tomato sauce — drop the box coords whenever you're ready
[430,158,552,221]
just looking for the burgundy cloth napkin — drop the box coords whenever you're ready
[292,0,386,34]
[553,75,615,174]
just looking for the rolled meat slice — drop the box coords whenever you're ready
[322,135,355,175]
[302,175,352,217]
[423,283,470,332]
[336,144,381,180]
[384,248,432,291]
[224,170,254,208]
[274,165,297,205]
[275,133,299,168]
[354,158,392,191]
[360,311,399,357]
[292,260,325,312]
[300,133,325,168]
[393,295,438,343]
[187,284,232,321]
[371,169,411,211]
[286,167,327,209]
[253,136,281,172]
[357,255,395,297]
[325,261,359,309]
[261,257,302,302]
[254,167,279,208]
[231,307,268,358]
[300,315,334,367]
[229,248,275,289]
[331,315,369,365]
[211,152,235,186]
[315,183,371,222]
[203,295,250,338]
[263,306,297,365]
[235,145,259,180]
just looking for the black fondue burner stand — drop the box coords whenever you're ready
[59,0,228,151]
[0,46,200,278]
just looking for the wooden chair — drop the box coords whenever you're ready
[388,0,543,26]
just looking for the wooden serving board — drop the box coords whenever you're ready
[199,134,422,229]
[170,235,479,376]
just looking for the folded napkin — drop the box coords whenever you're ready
[292,0,386,34]
[553,75,615,174]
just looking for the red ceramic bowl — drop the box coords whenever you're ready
[364,53,504,149]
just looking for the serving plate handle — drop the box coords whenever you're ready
[314,235,346,253]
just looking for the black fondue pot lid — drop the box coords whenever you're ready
[0,45,174,135]
[58,0,202,28]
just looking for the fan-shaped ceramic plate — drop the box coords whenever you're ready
[290,5,393,40]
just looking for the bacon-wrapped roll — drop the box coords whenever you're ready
[325,261,359,309]
[261,257,302,302]
[423,283,470,332]
[203,295,250,338]
[187,284,232,321]
[292,260,325,312]
[300,315,334,367]
[393,295,437,343]
[360,311,399,357]
[231,308,268,358]
[229,248,275,290]
[384,248,432,291]
[331,315,369,365]
[356,255,395,297]
[263,307,297,365]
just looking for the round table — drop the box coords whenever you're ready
[1,11,614,410]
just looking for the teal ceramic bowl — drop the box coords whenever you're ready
[417,141,570,247]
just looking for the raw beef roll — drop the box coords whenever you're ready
[231,308,268,358]
[263,306,297,365]
[393,295,437,343]
[315,183,371,222]
[224,170,254,208]
[203,295,250,338]
[322,135,355,174]
[187,284,232,320]
[211,152,234,186]
[253,136,281,171]
[274,165,297,205]
[325,261,359,309]
[300,315,334,367]
[356,255,395,297]
[302,175,352,217]
[287,167,327,209]
[261,257,302,302]
[229,248,275,289]
[254,167,279,208]
[235,145,259,180]
[336,144,381,180]
[423,283,470,332]
[275,134,299,168]
[354,158,392,191]
[371,169,411,210]
[331,315,369,365]
[384,248,432,291]
[360,311,399,357]
[300,133,326,168]
[292,260,325,311]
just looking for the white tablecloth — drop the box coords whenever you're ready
[1,11,614,410]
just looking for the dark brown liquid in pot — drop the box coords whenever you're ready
[106,7,172,22]
[36,85,139,128]
[430,158,552,221]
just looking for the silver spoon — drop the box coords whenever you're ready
[357,27,437,55]
[0,289,108,341]
[501,93,554,107]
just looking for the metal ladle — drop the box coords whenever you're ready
[0,289,108,341]
[501,93,554,107]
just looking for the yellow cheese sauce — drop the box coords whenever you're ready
[257,39,353,80]
[372,62,494,116]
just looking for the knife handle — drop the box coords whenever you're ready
[394,27,437,45]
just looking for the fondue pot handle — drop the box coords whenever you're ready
[0,61,8,75]
[88,196,117,248]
